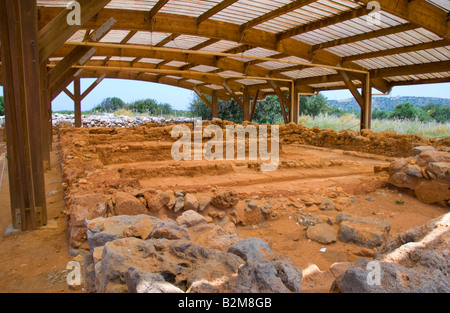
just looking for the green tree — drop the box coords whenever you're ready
[128,99,158,114]
[372,108,390,120]
[188,93,212,120]
[420,103,450,123]
[389,102,430,122]
[218,100,243,123]
[253,95,283,124]
[0,96,4,116]
[95,97,125,113]
[304,94,331,117]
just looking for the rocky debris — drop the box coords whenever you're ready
[331,258,450,293]
[66,194,110,248]
[412,146,437,155]
[319,197,336,211]
[52,113,197,128]
[125,266,185,293]
[198,197,212,212]
[332,213,450,293]
[337,215,391,249]
[294,211,323,227]
[183,193,199,212]
[83,220,303,293]
[228,238,303,293]
[151,219,190,240]
[143,190,171,212]
[176,210,207,227]
[211,188,239,210]
[388,150,450,204]
[306,224,337,245]
[113,192,148,216]
[242,200,265,226]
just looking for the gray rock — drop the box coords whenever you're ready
[198,197,211,212]
[338,216,391,249]
[331,258,450,293]
[412,146,437,156]
[152,219,190,240]
[306,223,337,244]
[319,197,336,211]
[176,210,207,227]
[173,197,185,213]
[426,162,450,179]
[183,193,199,212]
[228,238,276,262]
[114,192,148,216]
[125,266,185,293]
[274,261,303,293]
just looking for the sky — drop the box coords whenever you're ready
[0,80,449,112]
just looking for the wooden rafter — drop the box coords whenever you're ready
[197,0,239,24]
[240,0,316,31]
[148,0,170,20]
[38,0,112,61]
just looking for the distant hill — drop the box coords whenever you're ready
[328,96,450,111]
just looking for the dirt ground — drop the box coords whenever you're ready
[0,127,447,293]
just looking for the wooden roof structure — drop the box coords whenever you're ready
[0,0,449,230]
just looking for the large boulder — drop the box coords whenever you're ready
[331,258,450,293]
[338,216,391,249]
[95,238,244,293]
[306,224,337,244]
[211,189,239,210]
[114,192,148,216]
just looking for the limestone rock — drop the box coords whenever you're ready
[183,193,199,212]
[114,192,148,216]
[338,216,391,249]
[211,189,239,210]
[144,190,171,212]
[176,210,207,227]
[125,266,185,293]
[331,258,450,293]
[319,197,336,211]
[415,180,450,204]
[306,224,337,244]
[69,194,109,227]
[152,219,190,240]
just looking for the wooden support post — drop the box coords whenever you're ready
[223,82,244,109]
[269,79,289,124]
[361,74,372,130]
[250,89,260,122]
[291,85,299,124]
[74,77,82,128]
[0,0,47,230]
[243,87,252,122]
[212,91,219,119]
[40,62,51,170]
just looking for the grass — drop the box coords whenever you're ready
[302,113,450,138]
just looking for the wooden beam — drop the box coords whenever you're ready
[63,87,75,101]
[242,87,252,121]
[339,71,364,108]
[74,77,82,127]
[223,82,244,108]
[277,6,370,41]
[359,0,450,40]
[313,23,418,52]
[81,74,106,100]
[250,89,260,122]
[197,0,239,24]
[0,0,47,230]
[193,87,213,110]
[148,0,170,20]
[212,91,219,119]
[269,80,289,124]
[38,0,112,61]
[371,60,450,78]
[240,0,316,31]
[361,74,372,130]
[48,17,115,88]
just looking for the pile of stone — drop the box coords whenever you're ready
[52,113,196,128]
[332,213,450,293]
[82,212,303,293]
[66,188,240,249]
[388,146,450,204]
